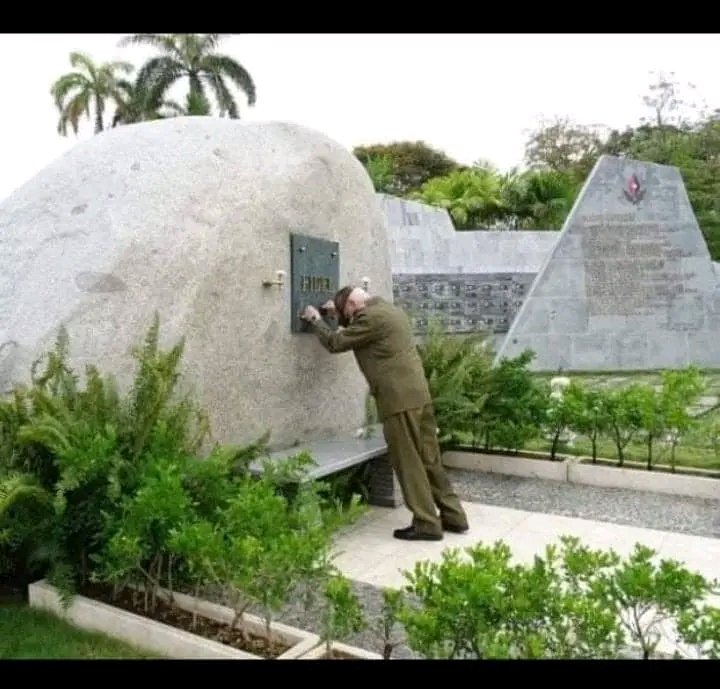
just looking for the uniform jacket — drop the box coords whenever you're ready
[311,296,431,420]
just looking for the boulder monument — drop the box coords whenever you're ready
[0,117,393,448]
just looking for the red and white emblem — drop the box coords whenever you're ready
[623,173,645,204]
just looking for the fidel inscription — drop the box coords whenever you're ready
[290,233,339,333]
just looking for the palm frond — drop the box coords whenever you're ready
[57,92,91,136]
[160,99,185,116]
[136,56,185,105]
[50,73,88,109]
[105,61,135,76]
[200,34,227,52]
[68,52,98,80]
[206,74,238,118]
[200,54,256,105]
[118,33,180,57]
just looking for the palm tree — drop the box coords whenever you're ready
[501,169,580,230]
[50,52,134,135]
[411,168,505,230]
[118,34,256,118]
[111,78,185,127]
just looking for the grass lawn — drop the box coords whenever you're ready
[0,602,158,659]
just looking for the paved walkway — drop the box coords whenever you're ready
[332,500,720,590]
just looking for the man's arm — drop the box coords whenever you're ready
[310,311,378,353]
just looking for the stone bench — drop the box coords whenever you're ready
[248,427,403,507]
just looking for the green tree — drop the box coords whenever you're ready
[660,367,705,471]
[634,385,666,470]
[111,79,185,127]
[353,141,460,196]
[500,168,580,230]
[50,52,133,135]
[544,380,585,461]
[119,34,256,119]
[524,116,606,182]
[604,385,645,466]
[364,154,396,193]
[411,168,504,229]
[566,386,609,464]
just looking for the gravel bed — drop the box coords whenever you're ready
[200,581,420,659]
[446,467,720,539]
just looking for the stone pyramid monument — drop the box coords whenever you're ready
[495,154,720,371]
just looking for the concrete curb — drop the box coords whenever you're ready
[442,450,569,482]
[299,640,383,659]
[442,450,720,501]
[28,579,319,659]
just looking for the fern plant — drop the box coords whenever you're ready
[416,319,494,447]
[0,472,53,585]
[0,312,221,598]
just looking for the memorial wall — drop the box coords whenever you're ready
[379,194,558,339]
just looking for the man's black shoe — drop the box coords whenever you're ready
[442,522,469,534]
[393,525,443,541]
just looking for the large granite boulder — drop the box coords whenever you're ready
[0,117,393,448]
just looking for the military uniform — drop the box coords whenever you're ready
[310,296,468,538]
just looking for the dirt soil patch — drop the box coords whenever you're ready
[79,583,291,658]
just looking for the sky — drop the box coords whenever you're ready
[1,32,719,203]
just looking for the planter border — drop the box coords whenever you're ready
[299,640,383,659]
[442,450,720,501]
[28,579,319,660]
[442,450,570,482]
[159,586,319,659]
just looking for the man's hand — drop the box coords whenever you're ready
[320,300,336,318]
[301,305,321,322]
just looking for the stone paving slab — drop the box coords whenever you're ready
[332,501,720,590]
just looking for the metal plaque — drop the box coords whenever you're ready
[290,233,340,333]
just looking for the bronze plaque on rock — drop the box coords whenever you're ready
[291,233,340,333]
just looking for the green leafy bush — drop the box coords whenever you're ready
[318,573,366,656]
[415,328,708,470]
[395,536,719,659]
[0,313,361,655]
[417,320,493,447]
[0,314,267,597]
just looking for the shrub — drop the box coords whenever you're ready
[477,350,547,452]
[394,536,719,659]
[417,320,493,447]
[0,313,363,657]
[317,573,366,657]
[0,314,269,598]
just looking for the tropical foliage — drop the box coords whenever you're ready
[118,34,256,119]
[48,45,720,259]
[51,52,134,135]
[50,34,256,137]
[353,72,720,260]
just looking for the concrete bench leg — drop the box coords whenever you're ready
[367,454,404,507]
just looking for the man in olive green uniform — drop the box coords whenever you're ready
[301,286,469,541]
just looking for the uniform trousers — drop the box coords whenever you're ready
[382,403,468,536]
